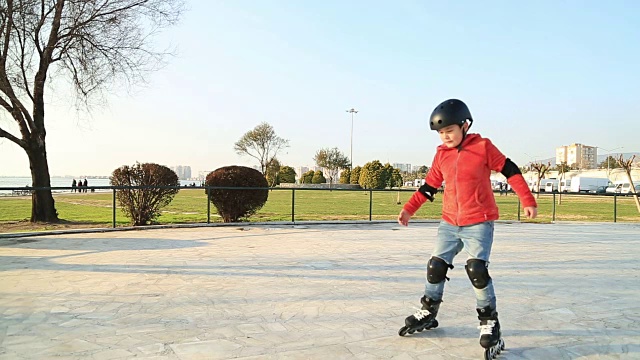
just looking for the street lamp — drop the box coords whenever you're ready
[346,108,358,170]
[596,146,624,177]
[524,152,544,168]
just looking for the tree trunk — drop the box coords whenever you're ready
[623,172,640,213]
[557,173,563,205]
[27,138,59,222]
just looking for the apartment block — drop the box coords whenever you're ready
[556,143,597,169]
[171,165,192,180]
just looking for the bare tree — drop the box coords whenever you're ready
[0,0,184,222]
[234,122,289,174]
[555,162,570,205]
[530,162,551,199]
[617,155,639,213]
[110,162,180,226]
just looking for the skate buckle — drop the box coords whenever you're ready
[412,308,432,321]
[478,320,496,335]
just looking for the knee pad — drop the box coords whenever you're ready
[427,256,454,284]
[465,259,491,289]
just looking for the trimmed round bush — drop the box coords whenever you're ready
[205,166,268,222]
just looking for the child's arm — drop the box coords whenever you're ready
[485,140,537,215]
[398,154,443,225]
[502,160,538,218]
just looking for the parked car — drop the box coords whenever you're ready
[606,182,624,194]
[625,184,640,196]
[605,183,639,195]
[590,186,607,194]
[620,183,632,194]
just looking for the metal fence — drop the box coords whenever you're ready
[0,186,638,229]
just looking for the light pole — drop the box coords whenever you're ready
[524,152,544,169]
[346,108,358,170]
[597,146,623,178]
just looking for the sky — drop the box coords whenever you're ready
[1,0,639,177]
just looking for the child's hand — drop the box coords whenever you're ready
[524,206,537,219]
[398,209,412,226]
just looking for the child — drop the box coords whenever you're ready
[397,99,537,355]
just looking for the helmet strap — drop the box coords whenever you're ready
[457,121,471,151]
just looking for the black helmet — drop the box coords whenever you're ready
[429,99,473,131]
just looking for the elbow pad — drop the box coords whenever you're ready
[418,183,438,202]
[500,158,522,179]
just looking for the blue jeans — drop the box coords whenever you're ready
[425,220,496,309]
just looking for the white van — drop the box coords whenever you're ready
[544,179,559,192]
[559,179,571,192]
[620,183,633,194]
[606,181,628,194]
[528,179,543,192]
[569,177,610,193]
[606,184,620,193]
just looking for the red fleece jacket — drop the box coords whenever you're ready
[403,134,536,226]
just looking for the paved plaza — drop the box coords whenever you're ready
[1,222,639,359]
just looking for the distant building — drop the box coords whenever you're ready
[295,166,326,177]
[296,166,309,178]
[392,163,412,172]
[170,165,192,180]
[556,143,597,169]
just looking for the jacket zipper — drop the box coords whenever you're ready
[454,149,461,226]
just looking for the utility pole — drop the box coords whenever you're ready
[346,108,358,170]
[597,146,624,179]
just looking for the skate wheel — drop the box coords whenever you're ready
[408,330,415,334]
[431,319,439,329]
[500,339,505,351]
[417,328,423,332]
[398,326,408,337]
[484,347,497,360]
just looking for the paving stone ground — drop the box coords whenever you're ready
[1,222,639,359]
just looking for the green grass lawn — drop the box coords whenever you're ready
[1,189,638,233]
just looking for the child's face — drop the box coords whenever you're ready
[438,123,468,148]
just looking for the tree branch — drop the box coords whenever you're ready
[0,95,13,113]
[0,0,12,69]
[0,1,37,133]
[0,92,33,139]
[33,0,57,57]
[16,7,35,102]
[0,126,27,149]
